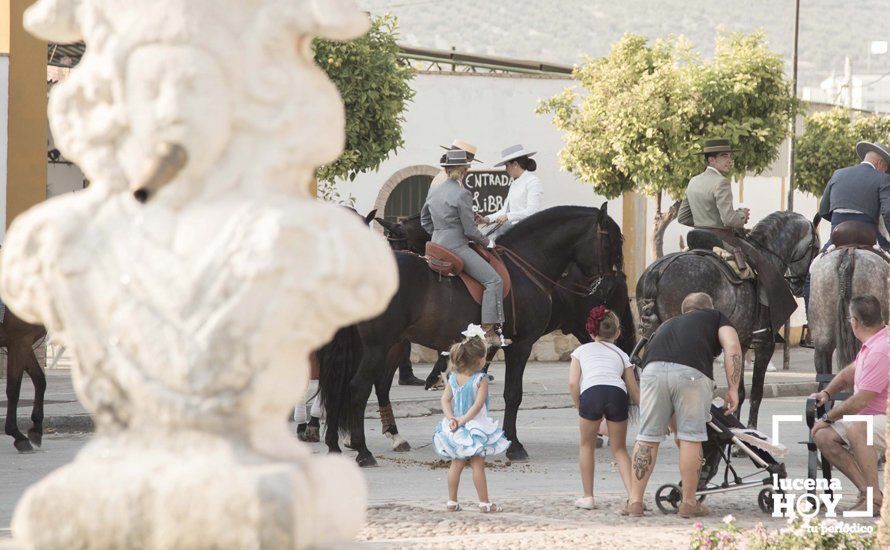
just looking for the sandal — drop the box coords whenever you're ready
[446,500,461,512]
[478,502,503,513]
[619,500,644,517]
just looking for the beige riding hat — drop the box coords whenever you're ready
[856,141,890,166]
[440,139,482,163]
[495,144,536,167]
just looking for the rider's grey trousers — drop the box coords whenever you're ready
[453,244,505,325]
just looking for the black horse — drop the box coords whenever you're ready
[3,310,49,452]
[635,211,819,429]
[376,213,636,389]
[321,206,625,466]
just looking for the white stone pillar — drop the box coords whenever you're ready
[2,1,397,548]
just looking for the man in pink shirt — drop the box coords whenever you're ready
[811,295,888,515]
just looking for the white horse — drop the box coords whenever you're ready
[809,247,889,375]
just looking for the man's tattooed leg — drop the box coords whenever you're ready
[632,444,654,481]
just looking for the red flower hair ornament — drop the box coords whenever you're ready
[586,305,609,337]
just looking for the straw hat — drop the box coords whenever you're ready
[440,139,481,163]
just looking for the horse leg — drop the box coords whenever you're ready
[502,341,533,462]
[349,347,386,468]
[378,343,410,453]
[4,348,33,452]
[814,344,833,376]
[746,341,775,430]
[25,350,46,447]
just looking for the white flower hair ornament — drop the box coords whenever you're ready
[461,324,487,342]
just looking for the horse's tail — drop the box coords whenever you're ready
[318,325,362,437]
[835,249,859,366]
[635,258,668,339]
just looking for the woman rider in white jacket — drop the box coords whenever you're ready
[482,144,543,241]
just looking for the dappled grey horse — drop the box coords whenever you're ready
[809,247,888,375]
[636,211,819,429]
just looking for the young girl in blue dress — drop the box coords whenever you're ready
[433,325,510,512]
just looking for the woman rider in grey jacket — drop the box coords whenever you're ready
[420,150,508,346]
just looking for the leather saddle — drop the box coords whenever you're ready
[424,242,511,305]
[831,220,877,248]
[687,228,750,271]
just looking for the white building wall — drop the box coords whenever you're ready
[334,72,624,225]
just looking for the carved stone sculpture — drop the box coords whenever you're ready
[3,1,396,547]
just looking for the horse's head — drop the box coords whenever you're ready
[573,202,624,280]
[750,211,821,296]
[375,217,409,251]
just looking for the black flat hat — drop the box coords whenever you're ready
[701,138,737,154]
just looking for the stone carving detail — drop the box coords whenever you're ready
[4,1,396,547]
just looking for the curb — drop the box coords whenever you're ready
[23,382,818,433]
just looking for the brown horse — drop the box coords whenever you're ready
[2,309,48,452]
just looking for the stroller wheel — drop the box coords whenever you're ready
[655,484,682,514]
[758,488,774,514]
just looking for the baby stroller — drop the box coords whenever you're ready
[654,403,787,515]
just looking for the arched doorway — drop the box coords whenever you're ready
[374,165,440,223]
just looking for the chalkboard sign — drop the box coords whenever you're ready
[464,171,514,216]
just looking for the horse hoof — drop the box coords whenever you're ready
[506,445,529,462]
[357,454,378,468]
[304,426,320,443]
[28,429,43,448]
[393,440,411,453]
[14,439,35,453]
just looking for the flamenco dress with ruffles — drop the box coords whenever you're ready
[433,372,510,459]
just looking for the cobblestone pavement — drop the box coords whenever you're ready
[359,492,822,549]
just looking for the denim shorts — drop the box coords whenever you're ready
[637,362,714,443]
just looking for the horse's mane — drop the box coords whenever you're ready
[748,211,806,243]
[497,206,602,245]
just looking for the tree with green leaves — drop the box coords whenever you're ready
[539,31,796,258]
[795,107,890,197]
[314,13,415,198]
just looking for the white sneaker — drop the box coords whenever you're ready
[574,496,595,510]
[766,361,777,372]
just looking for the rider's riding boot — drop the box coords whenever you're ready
[398,363,425,386]
[483,327,511,348]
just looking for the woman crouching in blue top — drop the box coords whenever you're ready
[433,324,510,513]
[569,306,640,510]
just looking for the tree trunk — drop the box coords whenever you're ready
[652,200,682,259]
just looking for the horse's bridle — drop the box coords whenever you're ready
[748,225,820,287]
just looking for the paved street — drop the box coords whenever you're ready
[2,393,883,547]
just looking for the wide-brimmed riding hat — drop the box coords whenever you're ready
[701,138,737,154]
[440,149,472,167]
[439,139,482,163]
[856,141,890,166]
[494,144,536,167]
